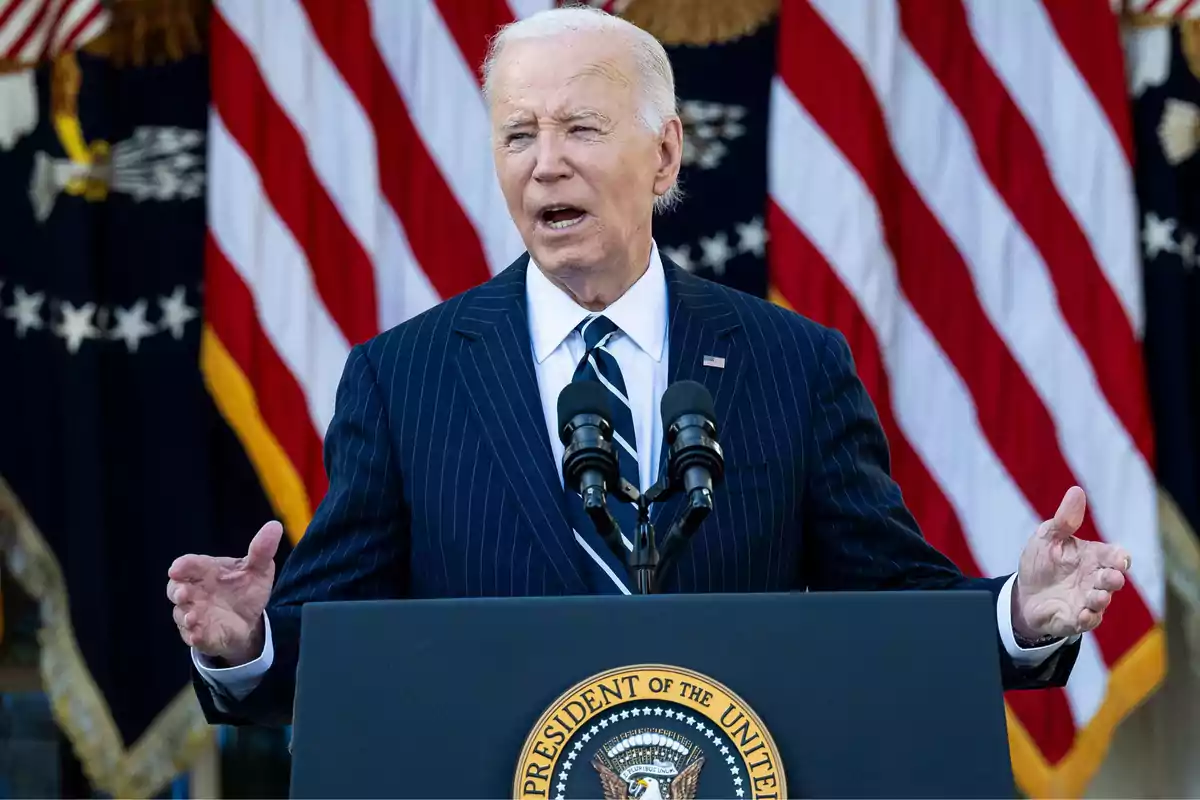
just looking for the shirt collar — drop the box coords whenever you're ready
[526,240,667,365]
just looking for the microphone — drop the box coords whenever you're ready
[655,381,724,587]
[661,380,725,510]
[558,381,617,511]
[557,381,625,561]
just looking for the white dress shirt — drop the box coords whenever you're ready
[194,240,1069,702]
[528,240,669,494]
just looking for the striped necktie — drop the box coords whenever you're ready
[566,313,640,593]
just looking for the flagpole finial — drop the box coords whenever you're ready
[615,0,778,47]
[84,0,210,68]
[1181,20,1200,83]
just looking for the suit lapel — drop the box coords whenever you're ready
[651,260,747,535]
[453,255,588,594]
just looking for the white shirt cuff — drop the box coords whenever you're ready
[997,574,1079,666]
[192,611,274,702]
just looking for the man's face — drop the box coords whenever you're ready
[489,32,679,284]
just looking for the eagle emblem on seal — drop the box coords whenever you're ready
[591,731,705,800]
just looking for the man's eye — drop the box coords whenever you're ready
[570,125,598,134]
[507,132,532,143]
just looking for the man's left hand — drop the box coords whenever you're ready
[1012,486,1131,641]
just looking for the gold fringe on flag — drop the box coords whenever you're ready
[617,0,778,46]
[0,479,213,798]
[1159,488,1200,678]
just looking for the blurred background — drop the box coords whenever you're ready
[1,0,1199,797]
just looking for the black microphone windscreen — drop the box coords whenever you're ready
[557,380,612,432]
[661,380,716,427]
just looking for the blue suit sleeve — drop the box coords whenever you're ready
[192,343,410,725]
[800,327,1078,690]
[801,327,967,592]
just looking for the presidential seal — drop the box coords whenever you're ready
[514,664,785,800]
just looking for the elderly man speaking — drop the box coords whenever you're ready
[168,5,1131,724]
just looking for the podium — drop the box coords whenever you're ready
[288,590,1015,799]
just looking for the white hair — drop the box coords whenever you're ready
[481,5,684,214]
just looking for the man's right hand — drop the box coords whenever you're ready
[167,521,283,667]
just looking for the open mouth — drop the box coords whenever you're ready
[539,205,588,230]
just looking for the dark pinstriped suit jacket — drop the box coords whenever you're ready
[194,253,1078,725]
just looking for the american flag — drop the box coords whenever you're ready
[202,1,1164,797]
[769,0,1162,796]
[202,0,547,544]
[0,0,106,63]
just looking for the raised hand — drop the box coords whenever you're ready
[1013,486,1131,640]
[166,521,283,666]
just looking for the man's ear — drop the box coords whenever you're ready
[652,116,683,197]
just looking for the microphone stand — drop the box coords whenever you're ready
[600,478,713,595]
[594,477,660,595]
[629,490,657,596]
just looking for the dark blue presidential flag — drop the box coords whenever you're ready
[1128,21,1200,648]
[647,11,777,300]
[0,18,274,798]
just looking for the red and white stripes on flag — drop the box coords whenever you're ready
[768,0,1163,796]
[0,0,107,63]
[201,0,554,544]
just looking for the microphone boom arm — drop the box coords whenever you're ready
[587,477,640,565]
[581,484,623,564]
[654,485,714,586]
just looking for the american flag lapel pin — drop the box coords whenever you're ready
[703,355,726,369]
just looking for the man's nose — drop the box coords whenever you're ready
[531,132,571,182]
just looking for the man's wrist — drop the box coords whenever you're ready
[1009,577,1064,647]
[212,619,266,668]
[1010,576,1040,640]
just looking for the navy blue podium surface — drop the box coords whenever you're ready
[289,591,1015,799]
